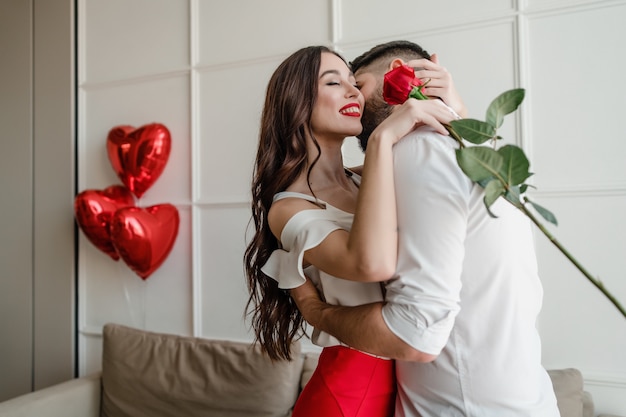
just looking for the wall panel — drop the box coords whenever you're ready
[197,0,330,66]
[525,0,613,12]
[338,0,515,44]
[535,193,626,415]
[526,4,626,191]
[80,334,103,376]
[536,194,626,367]
[196,61,276,203]
[198,206,254,341]
[82,0,190,83]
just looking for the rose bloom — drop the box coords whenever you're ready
[383,64,428,105]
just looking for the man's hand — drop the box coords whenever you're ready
[406,54,468,118]
[290,278,324,327]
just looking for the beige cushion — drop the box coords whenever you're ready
[101,323,304,417]
[582,391,595,417]
[548,368,585,417]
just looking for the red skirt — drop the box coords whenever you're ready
[292,345,396,417]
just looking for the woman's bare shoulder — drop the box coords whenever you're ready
[267,196,321,240]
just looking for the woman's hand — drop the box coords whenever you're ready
[406,53,468,118]
[371,97,456,142]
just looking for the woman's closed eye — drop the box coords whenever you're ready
[326,81,360,91]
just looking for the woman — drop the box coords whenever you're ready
[244,46,456,417]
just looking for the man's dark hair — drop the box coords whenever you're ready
[350,40,431,74]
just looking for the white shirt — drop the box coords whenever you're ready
[382,127,560,417]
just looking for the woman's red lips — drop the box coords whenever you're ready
[339,103,361,117]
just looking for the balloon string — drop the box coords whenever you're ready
[121,264,137,326]
[140,279,147,329]
[121,267,147,329]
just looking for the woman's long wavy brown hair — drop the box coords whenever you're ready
[244,46,344,361]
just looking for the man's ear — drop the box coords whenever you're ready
[389,58,406,70]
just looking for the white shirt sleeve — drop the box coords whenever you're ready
[260,210,342,289]
[382,127,473,355]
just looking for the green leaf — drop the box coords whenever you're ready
[477,176,495,189]
[484,179,505,208]
[528,200,558,226]
[485,204,499,218]
[456,147,503,183]
[485,88,525,129]
[449,119,496,144]
[504,186,524,208]
[497,145,532,186]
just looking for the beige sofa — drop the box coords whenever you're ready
[0,323,620,417]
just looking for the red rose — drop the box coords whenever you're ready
[383,64,428,105]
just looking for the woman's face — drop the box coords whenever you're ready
[309,52,364,140]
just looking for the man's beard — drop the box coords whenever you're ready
[357,92,393,152]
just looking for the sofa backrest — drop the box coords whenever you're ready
[548,368,593,417]
[99,324,596,417]
[100,323,304,417]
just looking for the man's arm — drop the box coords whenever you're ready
[290,279,437,362]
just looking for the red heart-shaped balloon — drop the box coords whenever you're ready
[74,185,135,260]
[110,204,180,280]
[106,123,171,198]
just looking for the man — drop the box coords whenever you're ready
[291,40,560,417]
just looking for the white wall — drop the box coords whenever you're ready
[75,0,626,414]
